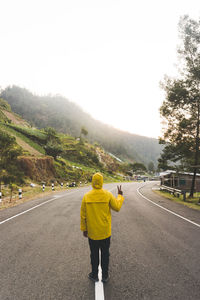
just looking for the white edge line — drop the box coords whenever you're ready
[137,185,200,228]
[0,190,79,225]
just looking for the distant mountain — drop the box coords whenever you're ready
[0,85,163,166]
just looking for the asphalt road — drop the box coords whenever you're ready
[0,182,200,300]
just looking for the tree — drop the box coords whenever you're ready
[0,98,11,111]
[148,161,155,174]
[43,127,63,159]
[0,130,24,198]
[119,163,133,175]
[159,16,200,196]
[131,163,147,174]
[44,142,63,160]
[0,130,22,173]
[80,126,88,138]
[44,127,60,143]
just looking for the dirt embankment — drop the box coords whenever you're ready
[18,156,56,182]
[2,109,29,126]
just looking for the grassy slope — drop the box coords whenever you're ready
[0,107,124,182]
[0,123,45,155]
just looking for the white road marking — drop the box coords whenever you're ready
[0,190,79,225]
[95,264,104,300]
[137,185,200,228]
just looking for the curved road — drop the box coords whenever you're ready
[0,182,200,299]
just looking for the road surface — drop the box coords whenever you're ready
[0,182,200,299]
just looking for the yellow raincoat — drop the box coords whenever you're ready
[80,173,124,240]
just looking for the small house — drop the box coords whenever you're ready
[160,170,200,192]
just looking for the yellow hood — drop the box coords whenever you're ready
[92,173,103,189]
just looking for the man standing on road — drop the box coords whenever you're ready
[80,172,124,283]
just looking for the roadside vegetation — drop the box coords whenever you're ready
[154,189,200,211]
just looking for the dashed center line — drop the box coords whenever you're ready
[95,263,104,300]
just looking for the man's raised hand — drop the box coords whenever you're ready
[117,185,123,195]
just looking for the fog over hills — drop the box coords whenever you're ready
[1,86,163,166]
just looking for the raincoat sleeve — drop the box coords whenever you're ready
[109,193,124,212]
[80,196,87,231]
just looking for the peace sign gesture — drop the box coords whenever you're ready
[117,185,123,195]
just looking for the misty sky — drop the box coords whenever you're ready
[0,0,200,138]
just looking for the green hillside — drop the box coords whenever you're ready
[0,86,163,166]
[0,99,126,187]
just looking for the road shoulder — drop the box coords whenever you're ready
[138,182,200,227]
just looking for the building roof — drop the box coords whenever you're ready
[160,170,200,177]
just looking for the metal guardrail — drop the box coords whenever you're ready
[160,185,186,201]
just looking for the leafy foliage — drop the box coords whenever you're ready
[44,127,60,143]
[159,15,200,196]
[131,163,147,174]
[0,98,11,111]
[148,161,155,173]
[81,126,88,137]
[44,142,63,159]
[0,130,24,186]
[62,142,101,167]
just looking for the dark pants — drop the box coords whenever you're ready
[88,237,111,277]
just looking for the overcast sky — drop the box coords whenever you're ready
[0,0,199,138]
